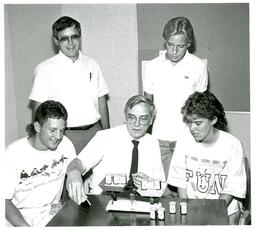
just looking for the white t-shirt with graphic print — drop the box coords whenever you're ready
[5,136,76,226]
[167,129,246,215]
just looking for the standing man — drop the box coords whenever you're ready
[143,17,208,178]
[5,101,77,226]
[29,16,110,154]
[66,95,165,204]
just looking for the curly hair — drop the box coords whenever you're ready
[181,91,227,130]
[26,100,68,137]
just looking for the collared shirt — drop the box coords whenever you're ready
[143,50,208,141]
[167,129,246,215]
[29,51,109,127]
[77,124,165,194]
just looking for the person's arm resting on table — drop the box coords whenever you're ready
[66,158,86,205]
[178,188,233,206]
[5,199,30,226]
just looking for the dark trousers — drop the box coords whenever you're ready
[65,122,102,155]
[159,140,176,180]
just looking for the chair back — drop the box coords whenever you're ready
[238,156,251,225]
[243,156,250,211]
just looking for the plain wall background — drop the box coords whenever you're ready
[5,5,62,145]
[137,3,250,112]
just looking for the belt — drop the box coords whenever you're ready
[66,122,98,131]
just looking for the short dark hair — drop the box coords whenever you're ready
[181,91,227,130]
[26,100,68,136]
[52,16,81,38]
[163,17,194,43]
[124,95,156,118]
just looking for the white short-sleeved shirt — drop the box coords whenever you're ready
[167,129,246,215]
[143,50,208,141]
[29,51,109,127]
[77,125,166,194]
[5,136,76,226]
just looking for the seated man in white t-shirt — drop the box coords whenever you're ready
[167,91,246,225]
[66,95,166,205]
[5,101,76,226]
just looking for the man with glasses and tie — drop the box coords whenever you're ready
[65,95,165,204]
[29,16,110,155]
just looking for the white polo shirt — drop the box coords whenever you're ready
[77,125,166,194]
[29,51,109,127]
[143,50,208,141]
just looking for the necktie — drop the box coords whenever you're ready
[127,140,139,188]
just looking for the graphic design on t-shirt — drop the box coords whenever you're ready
[185,155,228,197]
[17,154,68,192]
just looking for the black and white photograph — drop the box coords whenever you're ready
[2,0,255,228]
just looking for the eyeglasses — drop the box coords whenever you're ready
[57,34,80,43]
[127,114,150,126]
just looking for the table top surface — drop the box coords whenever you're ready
[47,194,229,226]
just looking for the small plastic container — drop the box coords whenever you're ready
[105,174,112,184]
[113,174,120,184]
[150,206,157,220]
[157,207,165,220]
[119,174,127,184]
[180,201,187,215]
[147,180,155,190]
[141,180,148,190]
[169,201,176,214]
[154,180,161,190]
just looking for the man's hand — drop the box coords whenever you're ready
[66,169,85,205]
[132,172,150,189]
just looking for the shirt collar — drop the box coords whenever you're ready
[159,49,189,65]
[58,50,84,63]
[123,124,147,142]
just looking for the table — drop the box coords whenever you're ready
[47,195,229,226]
